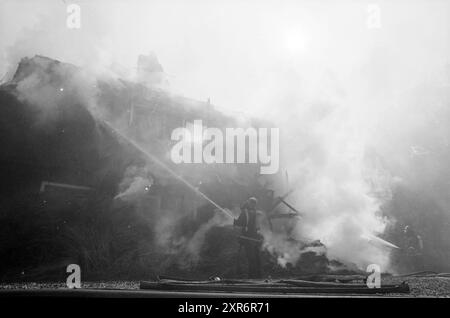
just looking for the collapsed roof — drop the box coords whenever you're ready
[0,55,277,203]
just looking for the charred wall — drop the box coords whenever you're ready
[0,56,278,280]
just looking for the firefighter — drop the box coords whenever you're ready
[234,197,262,279]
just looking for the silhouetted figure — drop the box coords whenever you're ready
[234,197,262,279]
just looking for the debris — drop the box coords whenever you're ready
[140,279,410,294]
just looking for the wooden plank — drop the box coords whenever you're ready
[140,281,410,294]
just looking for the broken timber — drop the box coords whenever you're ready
[140,279,410,295]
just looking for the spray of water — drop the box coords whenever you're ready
[100,119,234,219]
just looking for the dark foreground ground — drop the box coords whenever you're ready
[1,276,450,297]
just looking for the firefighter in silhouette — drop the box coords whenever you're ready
[234,197,262,279]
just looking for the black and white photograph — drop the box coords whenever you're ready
[0,0,450,307]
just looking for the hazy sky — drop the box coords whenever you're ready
[1,0,449,116]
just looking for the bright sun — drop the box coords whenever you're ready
[283,28,309,56]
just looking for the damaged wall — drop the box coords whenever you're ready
[0,55,283,280]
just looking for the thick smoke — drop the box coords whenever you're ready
[266,100,393,269]
[13,59,98,121]
[114,166,154,202]
[114,165,232,265]
[2,0,450,272]
[180,211,231,265]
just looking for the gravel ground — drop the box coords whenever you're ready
[1,277,449,297]
[382,276,450,297]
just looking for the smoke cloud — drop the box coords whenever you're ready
[114,166,154,202]
[2,0,450,272]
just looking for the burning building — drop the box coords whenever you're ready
[0,54,413,282]
[0,55,295,280]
